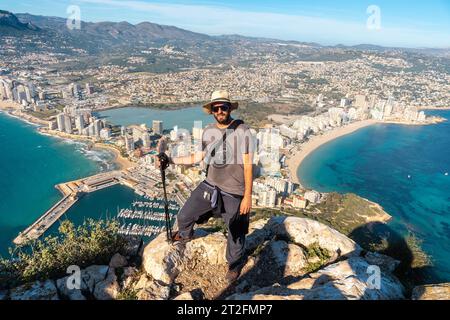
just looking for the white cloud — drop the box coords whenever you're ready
[77,0,449,47]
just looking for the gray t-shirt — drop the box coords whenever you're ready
[202,120,255,196]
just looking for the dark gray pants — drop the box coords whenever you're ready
[177,181,246,270]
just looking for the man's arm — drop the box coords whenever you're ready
[239,152,253,215]
[171,151,205,165]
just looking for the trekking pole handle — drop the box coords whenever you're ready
[157,152,171,171]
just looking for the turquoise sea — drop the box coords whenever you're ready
[0,106,211,256]
[0,112,117,256]
[3,105,449,283]
[97,106,212,131]
[298,110,450,283]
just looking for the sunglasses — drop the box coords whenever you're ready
[211,103,231,113]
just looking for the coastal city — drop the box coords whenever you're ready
[0,63,446,243]
[1,1,450,302]
[1,11,449,242]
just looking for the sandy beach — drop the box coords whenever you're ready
[0,101,135,171]
[0,100,20,110]
[38,128,135,171]
[418,106,450,110]
[93,143,136,170]
[286,119,379,185]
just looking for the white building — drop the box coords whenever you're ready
[85,83,94,95]
[354,95,367,108]
[48,120,57,130]
[56,113,65,132]
[93,119,103,137]
[304,191,321,204]
[142,133,151,148]
[279,124,297,140]
[192,121,204,140]
[64,115,72,134]
[100,128,111,140]
[125,135,134,153]
[258,188,277,207]
[153,120,163,135]
[75,114,85,133]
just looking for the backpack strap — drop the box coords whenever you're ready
[205,119,244,178]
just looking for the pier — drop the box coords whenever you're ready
[13,170,122,245]
[13,164,185,245]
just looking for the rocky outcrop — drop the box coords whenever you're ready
[93,268,121,300]
[364,251,400,273]
[109,253,128,269]
[56,265,111,300]
[4,216,413,300]
[5,253,136,301]
[139,216,404,300]
[266,217,361,261]
[134,274,170,300]
[10,280,59,300]
[268,240,307,277]
[142,231,185,284]
[412,283,450,300]
[227,257,405,300]
[56,276,86,301]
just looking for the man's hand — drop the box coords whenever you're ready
[156,152,171,170]
[239,195,252,215]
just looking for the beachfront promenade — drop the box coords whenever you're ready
[13,171,123,245]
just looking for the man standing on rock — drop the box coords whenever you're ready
[156,90,255,283]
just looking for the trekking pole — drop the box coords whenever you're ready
[157,138,173,243]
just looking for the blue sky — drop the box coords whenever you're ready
[2,0,449,48]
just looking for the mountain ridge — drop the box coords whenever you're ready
[2,10,447,52]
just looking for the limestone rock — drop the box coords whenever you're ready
[267,216,361,261]
[184,232,227,266]
[412,283,450,300]
[10,280,59,300]
[227,257,404,300]
[245,219,271,253]
[121,267,140,289]
[364,251,400,273]
[268,240,307,277]
[93,268,121,300]
[307,257,404,299]
[81,265,109,294]
[134,274,170,300]
[142,232,185,284]
[142,229,223,284]
[56,265,110,300]
[109,253,128,269]
[56,276,86,300]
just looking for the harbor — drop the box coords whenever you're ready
[13,168,181,245]
[117,200,178,237]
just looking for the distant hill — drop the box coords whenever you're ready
[0,10,39,32]
[15,12,210,42]
[1,10,448,63]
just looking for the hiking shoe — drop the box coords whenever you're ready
[225,269,241,284]
[170,231,192,244]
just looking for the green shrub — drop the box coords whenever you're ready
[0,219,126,289]
[302,242,331,273]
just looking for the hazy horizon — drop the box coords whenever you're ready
[2,0,450,49]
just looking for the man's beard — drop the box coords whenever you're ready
[213,112,232,125]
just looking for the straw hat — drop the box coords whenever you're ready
[202,90,238,114]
